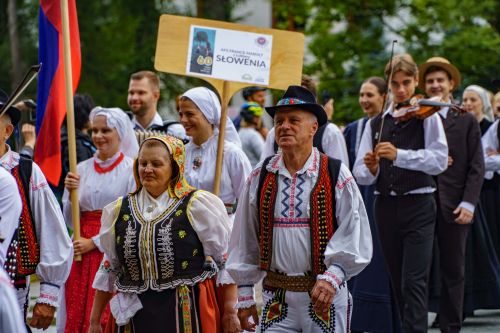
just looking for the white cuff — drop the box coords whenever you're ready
[92,235,103,253]
[235,285,256,309]
[317,265,346,291]
[38,282,60,307]
[458,201,475,214]
[216,268,235,286]
[394,149,408,167]
[92,260,118,292]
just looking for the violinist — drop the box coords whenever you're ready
[353,53,448,333]
[419,57,485,332]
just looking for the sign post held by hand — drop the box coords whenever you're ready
[155,14,304,195]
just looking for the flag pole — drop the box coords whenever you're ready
[213,80,230,195]
[60,0,81,261]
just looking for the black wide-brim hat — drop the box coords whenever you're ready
[0,89,21,126]
[265,85,328,126]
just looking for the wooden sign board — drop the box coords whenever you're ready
[154,14,305,99]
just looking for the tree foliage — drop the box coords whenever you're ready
[1,0,499,124]
[303,0,500,124]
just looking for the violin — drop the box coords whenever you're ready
[392,94,465,121]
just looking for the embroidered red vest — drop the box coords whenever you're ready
[257,154,341,276]
[9,161,40,277]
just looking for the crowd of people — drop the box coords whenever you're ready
[0,53,499,333]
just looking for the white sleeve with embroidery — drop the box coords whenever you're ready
[30,163,73,308]
[187,190,230,265]
[317,164,372,290]
[92,198,122,293]
[226,166,267,307]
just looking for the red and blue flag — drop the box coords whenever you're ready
[35,0,81,185]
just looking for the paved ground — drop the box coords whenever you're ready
[27,280,500,332]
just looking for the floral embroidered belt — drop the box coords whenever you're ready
[263,271,316,292]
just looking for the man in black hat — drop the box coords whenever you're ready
[0,89,73,331]
[227,85,372,332]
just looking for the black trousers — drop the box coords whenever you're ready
[375,194,436,333]
[436,205,470,333]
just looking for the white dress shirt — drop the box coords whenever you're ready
[226,148,372,306]
[261,123,349,166]
[184,133,252,205]
[62,151,136,248]
[0,167,22,267]
[353,104,448,194]
[0,147,73,309]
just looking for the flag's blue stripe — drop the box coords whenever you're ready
[36,6,59,133]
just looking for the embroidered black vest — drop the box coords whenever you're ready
[4,157,40,285]
[257,153,341,276]
[114,191,214,293]
[371,113,435,195]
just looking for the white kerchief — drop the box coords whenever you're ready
[464,85,494,122]
[89,107,139,158]
[182,87,242,147]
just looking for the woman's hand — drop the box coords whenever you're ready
[73,237,96,256]
[65,172,80,190]
[88,322,103,333]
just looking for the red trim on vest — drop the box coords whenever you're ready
[11,166,40,276]
[93,153,124,174]
[258,154,336,275]
[259,170,278,271]
[310,154,335,275]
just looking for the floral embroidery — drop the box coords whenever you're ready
[182,261,189,269]
[175,210,183,217]
[179,230,187,239]
[122,214,130,222]
[192,249,199,256]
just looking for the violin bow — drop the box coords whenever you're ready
[375,40,397,145]
[0,64,42,118]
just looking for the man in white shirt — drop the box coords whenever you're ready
[353,54,448,333]
[0,92,73,331]
[127,70,186,138]
[228,85,372,332]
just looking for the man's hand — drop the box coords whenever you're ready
[222,308,243,333]
[448,155,454,166]
[64,172,80,191]
[73,237,96,256]
[21,124,37,149]
[454,207,474,224]
[363,151,379,176]
[237,305,259,332]
[486,150,500,156]
[29,303,56,330]
[375,142,397,161]
[311,280,336,315]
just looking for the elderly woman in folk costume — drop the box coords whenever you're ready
[61,107,138,332]
[178,87,252,332]
[89,135,230,333]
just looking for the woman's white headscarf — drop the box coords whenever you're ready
[464,85,494,122]
[181,87,242,147]
[89,107,139,158]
